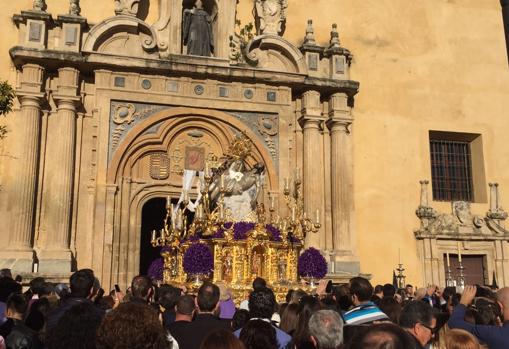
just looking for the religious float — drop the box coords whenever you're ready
[149,133,326,301]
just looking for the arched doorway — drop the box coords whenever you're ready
[105,107,278,288]
[139,197,166,275]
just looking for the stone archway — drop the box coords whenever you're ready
[104,107,277,287]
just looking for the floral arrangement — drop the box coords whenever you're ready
[147,257,164,281]
[183,242,214,275]
[297,247,328,279]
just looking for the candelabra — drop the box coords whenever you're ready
[268,169,320,245]
[445,265,456,287]
[396,264,406,289]
[456,261,466,292]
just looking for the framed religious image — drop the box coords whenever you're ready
[185,146,205,171]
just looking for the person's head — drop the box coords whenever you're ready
[0,277,22,303]
[374,285,383,297]
[252,277,266,291]
[176,294,196,317]
[285,289,294,303]
[96,302,170,349]
[399,300,435,347]
[55,283,70,299]
[39,282,55,297]
[197,282,220,312]
[382,284,396,298]
[156,284,181,311]
[217,282,232,302]
[308,310,343,349]
[232,309,250,331]
[69,269,95,299]
[6,293,27,320]
[405,284,414,296]
[0,268,12,279]
[472,297,500,325]
[348,322,416,349]
[333,284,352,311]
[239,319,278,349]
[444,329,481,349]
[279,303,299,335]
[378,297,402,324]
[130,275,154,302]
[46,302,102,349]
[290,289,307,304]
[495,287,509,321]
[248,287,276,319]
[349,277,373,305]
[294,295,322,346]
[30,277,46,295]
[200,329,246,349]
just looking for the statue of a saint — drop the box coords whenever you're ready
[182,0,214,56]
[209,159,265,221]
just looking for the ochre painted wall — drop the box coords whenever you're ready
[2,0,509,287]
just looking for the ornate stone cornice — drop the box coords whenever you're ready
[9,47,360,97]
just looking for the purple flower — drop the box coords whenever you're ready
[297,247,328,279]
[233,222,256,240]
[265,224,282,242]
[147,258,164,281]
[183,242,214,275]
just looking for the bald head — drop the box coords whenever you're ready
[496,287,509,307]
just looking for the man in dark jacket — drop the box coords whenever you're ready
[170,282,230,349]
[45,269,104,331]
[399,301,436,349]
[449,285,509,349]
[5,293,41,349]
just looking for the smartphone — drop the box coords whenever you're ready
[114,284,121,293]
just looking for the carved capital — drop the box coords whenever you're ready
[56,67,79,96]
[300,90,321,118]
[19,64,45,94]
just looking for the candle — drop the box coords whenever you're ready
[160,229,164,239]
[219,204,225,220]
[151,230,156,241]
[205,162,210,176]
[291,207,296,221]
[294,168,301,181]
[284,178,290,192]
[270,195,275,210]
[196,204,202,220]
[315,209,320,224]
[220,174,225,190]
[457,242,462,263]
[166,196,171,209]
[446,252,450,267]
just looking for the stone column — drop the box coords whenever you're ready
[299,91,325,248]
[0,64,45,272]
[327,93,359,274]
[39,67,80,273]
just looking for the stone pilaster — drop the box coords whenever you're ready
[0,64,45,272]
[39,67,80,273]
[299,90,325,248]
[327,93,359,274]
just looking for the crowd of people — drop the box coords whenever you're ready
[0,267,507,349]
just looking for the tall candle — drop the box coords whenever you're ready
[151,230,156,241]
[284,178,290,192]
[205,162,210,176]
[291,207,296,221]
[270,196,275,210]
[160,229,164,238]
[315,209,320,224]
[220,174,225,190]
[446,252,450,267]
[457,242,462,263]
[294,168,301,181]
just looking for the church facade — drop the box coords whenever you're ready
[1,0,509,290]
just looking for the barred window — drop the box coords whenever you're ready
[430,138,473,201]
